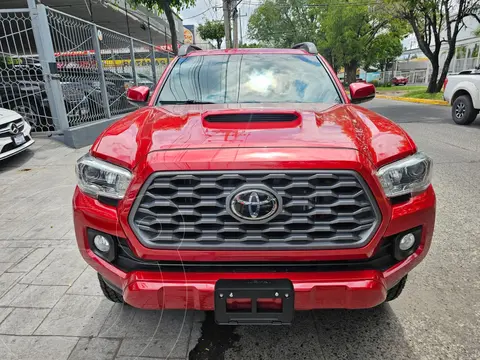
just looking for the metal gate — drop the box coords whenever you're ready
[0,1,172,134]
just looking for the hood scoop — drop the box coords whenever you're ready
[202,111,301,129]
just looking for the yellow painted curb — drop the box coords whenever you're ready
[376,94,449,106]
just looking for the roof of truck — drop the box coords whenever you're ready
[184,48,313,57]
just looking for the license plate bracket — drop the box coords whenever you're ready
[12,134,26,146]
[214,279,294,325]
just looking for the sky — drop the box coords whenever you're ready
[179,0,258,44]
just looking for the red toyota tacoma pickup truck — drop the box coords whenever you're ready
[73,43,435,325]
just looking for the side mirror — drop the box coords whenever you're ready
[349,83,375,104]
[127,86,150,106]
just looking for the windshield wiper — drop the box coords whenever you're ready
[160,100,217,105]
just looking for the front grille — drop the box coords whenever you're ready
[0,119,24,138]
[129,171,380,250]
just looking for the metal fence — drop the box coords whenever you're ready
[379,70,429,85]
[452,57,478,73]
[0,3,173,133]
[0,9,54,132]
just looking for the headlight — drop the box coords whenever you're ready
[376,152,432,198]
[76,154,132,200]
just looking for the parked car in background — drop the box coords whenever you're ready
[0,107,34,160]
[0,58,90,130]
[119,72,155,90]
[443,70,480,125]
[392,76,408,86]
[0,80,89,131]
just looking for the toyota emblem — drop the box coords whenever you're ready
[226,185,283,224]
[8,123,19,135]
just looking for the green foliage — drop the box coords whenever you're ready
[198,20,224,49]
[239,43,263,48]
[370,80,380,87]
[247,0,406,84]
[364,32,404,71]
[404,89,444,100]
[247,0,318,48]
[127,0,195,13]
[126,0,196,55]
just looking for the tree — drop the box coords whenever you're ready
[317,1,403,84]
[239,42,263,48]
[247,0,318,48]
[247,0,405,84]
[363,32,404,73]
[198,20,225,49]
[128,0,195,55]
[389,0,480,93]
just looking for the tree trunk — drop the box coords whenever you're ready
[216,39,222,49]
[426,59,439,93]
[435,47,456,92]
[162,3,178,55]
[345,61,358,85]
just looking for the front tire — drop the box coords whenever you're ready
[98,273,124,303]
[452,95,478,125]
[385,276,407,302]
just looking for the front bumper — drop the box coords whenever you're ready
[73,185,436,310]
[0,121,34,160]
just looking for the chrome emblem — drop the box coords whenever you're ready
[8,123,19,135]
[227,185,282,223]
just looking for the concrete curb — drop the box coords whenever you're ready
[376,94,449,106]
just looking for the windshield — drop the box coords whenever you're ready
[157,54,341,105]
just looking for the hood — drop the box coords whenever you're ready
[0,108,23,125]
[92,103,416,170]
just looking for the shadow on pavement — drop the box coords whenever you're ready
[312,304,414,360]
[189,305,414,360]
[0,148,35,172]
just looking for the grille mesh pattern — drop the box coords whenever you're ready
[129,171,380,250]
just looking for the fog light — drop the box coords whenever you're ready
[93,235,111,252]
[398,233,416,251]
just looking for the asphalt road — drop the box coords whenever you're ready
[0,99,479,360]
[191,99,480,360]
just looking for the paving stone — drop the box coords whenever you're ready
[100,306,194,340]
[9,285,68,308]
[0,272,23,297]
[0,219,36,240]
[113,310,194,359]
[7,248,53,273]
[0,335,79,360]
[0,262,13,275]
[0,247,33,263]
[0,284,28,306]
[0,307,14,324]
[67,337,120,360]
[21,220,72,240]
[67,267,103,296]
[0,308,49,335]
[34,294,114,336]
[27,249,87,286]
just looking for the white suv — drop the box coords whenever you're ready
[0,108,34,160]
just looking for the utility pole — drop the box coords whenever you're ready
[238,12,247,46]
[223,0,232,48]
[232,7,238,48]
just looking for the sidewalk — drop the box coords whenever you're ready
[0,139,199,360]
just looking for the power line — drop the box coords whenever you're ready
[246,1,380,6]
[183,7,213,19]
